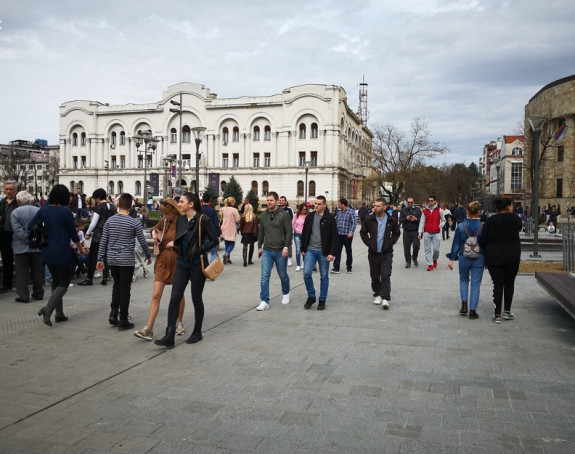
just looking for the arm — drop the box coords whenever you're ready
[85,212,100,236]
[418,211,426,236]
[282,212,293,258]
[359,217,370,247]
[390,219,401,245]
[11,211,27,243]
[439,209,446,229]
[135,223,152,261]
[349,210,357,235]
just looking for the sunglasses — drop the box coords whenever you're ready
[270,212,275,220]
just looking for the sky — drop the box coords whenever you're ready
[1,0,574,165]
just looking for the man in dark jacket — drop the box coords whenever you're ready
[300,195,338,311]
[478,196,522,324]
[360,198,401,310]
[399,197,421,268]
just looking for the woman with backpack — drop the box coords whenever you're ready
[446,201,484,320]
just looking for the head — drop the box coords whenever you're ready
[267,191,279,211]
[428,195,437,207]
[76,188,82,194]
[160,198,182,219]
[244,202,254,217]
[493,196,513,213]
[118,193,133,210]
[4,180,17,199]
[406,197,415,208]
[16,190,34,205]
[243,198,251,206]
[202,193,210,204]
[314,196,327,215]
[279,196,287,207]
[338,198,349,210]
[75,219,85,230]
[296,203,308,217]
[552,205,557,210]
[48,185,71,206]
[373,197,387,217]
[466,201,480,218]
[179,192,202,214]
[227,197,236,207]
[92,188,107,203]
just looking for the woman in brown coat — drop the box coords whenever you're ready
[134,199,186,340]
[240,203,258,267]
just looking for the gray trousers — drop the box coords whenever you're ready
[14,252,44,300]
[423,232,441,265]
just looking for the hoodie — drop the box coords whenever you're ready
[478,212,522,267]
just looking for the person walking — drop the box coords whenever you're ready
[240,203,258,267]
[31,185,87,326]
[97,193,152,330]
[360,198,401,310]
[154,192,219,348]
[201,193,221,263]
[300,196,338,310]
[134,199,187,341]
[256,192,292,311]
[278,196,294,266]
[399,197,421,268]
[10,191,44,303]
[446,201,484,320]
[332,198,356,274]
[220,197,240,264]
[442,204,452,240]
[292,203,308,271]
[418,195,445,271]
[0,180,18,293]
[479,196,522,324]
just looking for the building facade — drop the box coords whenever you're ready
[525,75,575,214]
[59,83,373,207]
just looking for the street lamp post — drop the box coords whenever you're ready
[133,130,159,202]
[304,160,311,204]
[162,154,177,197]
[527,114,547,258]
[169,94,183,189]
[192,126,206,194]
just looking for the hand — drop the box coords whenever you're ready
[96,261,104,271]
[347,232,353,238]
[146,258,152,265]
[418,234,422,240]
[282,248,288,258]
[447,260,453,270]
[258,248,262,258]
[85,234,91,239]
[301,251,306,257]
[327,255,335,262]
[166,241,174,249]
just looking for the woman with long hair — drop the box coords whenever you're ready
[31,185,87,326]
[134,199,187,340]
[240,203,258,267]
[292,203,308,271]
[154,192,219,348]
[220,196,240,264]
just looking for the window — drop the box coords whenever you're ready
[297,181,304,197]
[73,156,78,169]
[109,181,114,194]
[251,181,258,194]
[264,125,271,141]
[233,153,239,168]
[135,181,141,195]
[264,153,271,167]
[262,181,269,196]
[182,125,191,143]
[120,131,126,146]
[511,162,522,191]
[253,126,260,141]
[310,151,318,167]
[311,123,318,139]
[558,145,564,162]
[222,153,229,168]
[111,156,117,168]
[222,127,229,143]
[72,133,78,146]
[146,153,152,168]
[557,178,563,198]
[170,128,177,143]
[137,155,143,169]
[299,123,306,139]
[309,180,316,197]
[120,155,126,169]
[299,152,306,167]
[81,132,86,146]
[111,132,117,146]
[118,181,123,194]
[233,127,239,142]
[512,147,522,156]
[81,156,86,168]
[253,153,260,167]
[221,181,227,192]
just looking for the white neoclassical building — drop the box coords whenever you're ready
[59,82,373,207]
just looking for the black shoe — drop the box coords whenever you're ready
[101,279,107,286]
[0,286,13,294]
[154,327,176,348]
[78,280,93,286]
[185,331,203,344]
[31,293,44,301]
[15,297,30,303]
[248,260,254,265]
[55,314,69,323]
[118,319,135,331]
[38,307,52,327]
[108,309,119,326]
[413,258,418,267]
[469,310,478,320]
[405,263,411,268]
[317,301,326,310]
[304,297,316,310]
[460,301,468,316]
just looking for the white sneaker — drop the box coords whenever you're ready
[94,272,102,279]
[288,259,293,266]
[282,293,290,304]
[382,299,390,310]
[256,301,269,311]
[373,296,382,305]
[296,266,301,272]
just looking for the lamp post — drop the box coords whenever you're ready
[192,126,206,194]
[162,153,177,197]
[169,94,183,189]
[527,114,547,258]
[304,160,311,204]
[133,130,159,201]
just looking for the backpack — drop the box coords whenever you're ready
[462,222,482,259]
[28,212,48,249]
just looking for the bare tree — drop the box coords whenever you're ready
[371,118,448,204]
[0,145,33,189]
[42,155,60,193]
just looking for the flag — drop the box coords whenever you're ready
[171,163,176,178]
[554,122,568,141]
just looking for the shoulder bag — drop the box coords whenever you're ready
[199,215,224,280]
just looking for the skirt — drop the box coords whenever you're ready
[241,233,257,245]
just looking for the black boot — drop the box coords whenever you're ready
[185,331,203,344]
[154,327,176,348]
[108,309,119,326]
[469,309,478,320]
[37,306,53,326]
[118,318,135,331]
[242,248,248,267]
[459,301,468,316]
[248,245,254,264]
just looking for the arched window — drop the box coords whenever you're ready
[251,181,258,194]
[109,181,114,194]
[170,128,177,143]
[70,181,76,192]
[222,127,229,143]
[253,126,260,141]
[297,180,304,197]
[118,181,124,194]
[299,123,306,139]
[77,181,84,193]
[72,133,78,146]
[311,123,318,139]
[262,181,269,196]
[221,181,227,193]
[264,125,271,141]
[135,181,141,195]
[512,147,522,156]
[233,127,239,142]
[120,131,126,146]
[182,125,191,143]
[111,131,117,146]
[309,180,316,197]
[81,132,86,146]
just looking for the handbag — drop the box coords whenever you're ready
[198,215,224,280]
[28,211,47,248]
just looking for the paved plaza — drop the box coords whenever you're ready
[0,235,574,453]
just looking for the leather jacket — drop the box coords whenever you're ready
[173,213,219,264]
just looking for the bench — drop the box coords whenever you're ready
[535,272,575,319]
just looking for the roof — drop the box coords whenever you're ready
[504,135,524,144]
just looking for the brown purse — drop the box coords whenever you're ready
[198,215,224,280]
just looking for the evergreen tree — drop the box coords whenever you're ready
[222,176,243,205]
[202,185,219,207]
[245,189,260,213]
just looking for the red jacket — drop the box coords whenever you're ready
[421,207,442,234]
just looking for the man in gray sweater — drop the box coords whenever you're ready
[256,192,292,310]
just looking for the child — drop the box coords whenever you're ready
[548,221,556,234]
[71,219,89,278]
[97,193,152,330]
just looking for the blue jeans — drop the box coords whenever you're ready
[458,254,485,310]
[303,249,330,301]
[293,234,302,267]
[224,240,235,256]
[260,249,290,303]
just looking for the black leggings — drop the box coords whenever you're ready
[87,241,109,280]
[488,264,519,315]
[167,264,206,332]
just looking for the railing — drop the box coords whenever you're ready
[563,224,575,272]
